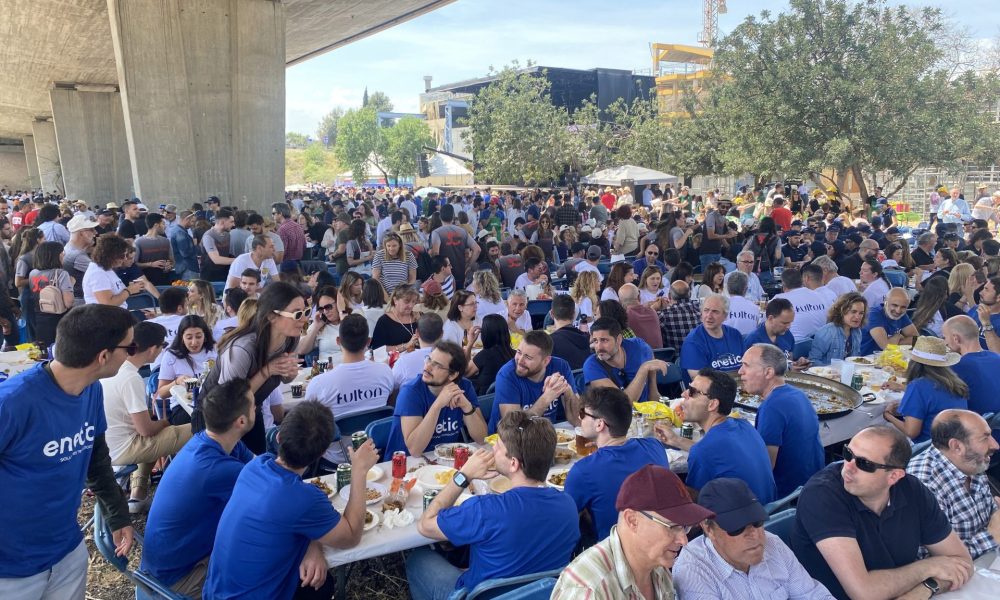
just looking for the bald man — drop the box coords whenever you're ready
[619,283,663,350]
[859,288,918,355]
[658,280,701,352]
[943,315,1000,434]
[907,409,999,559]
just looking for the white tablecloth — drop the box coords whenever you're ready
[937,550,1000,599]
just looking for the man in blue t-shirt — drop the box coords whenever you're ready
[385,341,488,456]
[860,289,918,355]
[792,427,972,600]
[739,344,825,498]
[410,410,580,598]
[0,305,136,597]
[680,294,746,383]
[489,330,580,433]
[141,379,259,596]
[583,317,667,404]
[968,276,1000,351]
[204,401,380,599]
[566,386,670,541]
[632,244,667,279]
[743,297,796,355]
[944,315,1000,454]
[655,368,776,504]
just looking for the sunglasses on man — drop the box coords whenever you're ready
[842,446,903,473]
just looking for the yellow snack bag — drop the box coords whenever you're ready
[633,401,681,427]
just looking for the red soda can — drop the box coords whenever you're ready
[453,446,470,470]
[391,451,407,480]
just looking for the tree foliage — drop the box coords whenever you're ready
[334,107,387,183]
[285,132,309,148]
[363,90,394,114]
[383,116,434,182]
[286,143,339,184]
[698,0,1000,197]
[316,107,345,146]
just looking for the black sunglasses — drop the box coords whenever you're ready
[318,303,336,312]
[726,521,764,537]
[579,407,600,421]
[112,343,138,356]
[842,446,902,473]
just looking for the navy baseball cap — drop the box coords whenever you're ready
[827,224,842,232]
[697,478,768,534]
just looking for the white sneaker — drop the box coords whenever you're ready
[128,496,152,514]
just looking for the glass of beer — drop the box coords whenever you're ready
[575,427,595,457]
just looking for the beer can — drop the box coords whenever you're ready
[336,463,352,492]
[851,373,864,391]
[351,431,368,450]
[423,489,438,511]
[391,451,407,480]
[453,446,469,470]
[680,424,694,439]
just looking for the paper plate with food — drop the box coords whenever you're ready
[338,481,388,505]
[489,475,512,494]
[553,447,574,465]
[363,509,379,532]
[546,469,569,491]
[806,366,839,380]
[308,477,335,498]
[414,465,458,490]
[554,428,575,446]
[846,356,875,366]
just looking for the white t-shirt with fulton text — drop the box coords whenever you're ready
[774,287,830,342]
[725,295,763,336]
[226,252,277,289]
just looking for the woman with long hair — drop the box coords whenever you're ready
[598,299,636,339]
[156,315,218,423]
[13,227,46,340]
[28,241,74,345]
[83,233,145,308]
[360,278,388,336]
[918,248,958,291]
[345,218,374,273]
[741,217,782,285]
[198,282,305,454]
[896,238,917,272]
[443,289,478,347]
[336,271,365,318]
[296,285,343,365]
[911,276,953,336]
[884,336,968,442]
[637,266,665,307]
[472,269,506,324]
[601,262,636,302]
[371,283,420,352]
[946,263,978,315]
[859,258,891,308]
[570,270,601,320]
[372,231,417,294]
[697,262,726,300]
[529,215,556,264]
[612,205,639,256]
[187,279,222,327]
[809,292,868,366]
[467,314,515,393]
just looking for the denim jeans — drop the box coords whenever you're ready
[699,253,722,274]
[405,547,464,600]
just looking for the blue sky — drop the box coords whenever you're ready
[285,0,1000,135]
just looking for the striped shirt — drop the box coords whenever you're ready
[439,274,455,299]
[372,250,416,294]
[551,527,676,600]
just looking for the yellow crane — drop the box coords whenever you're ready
[698,0,728,48]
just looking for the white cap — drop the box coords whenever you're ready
[67,214,98,233]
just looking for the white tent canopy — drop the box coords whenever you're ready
[581,165,678,186]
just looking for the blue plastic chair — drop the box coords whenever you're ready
[493,578,558,599]
[478,393,495,430]
[364,416,394,459]
[910,439,933,460]
[572,369,586,393]
[335,406,395,443]
[210,281,226,297]
[485,382,497,394]
[652,348,683,396]
[764,508,797,546]
[126,292,158,311]
[448,569,563,600]
[765,486,802,515]
[885,269,907,288]
[792,338,813,360]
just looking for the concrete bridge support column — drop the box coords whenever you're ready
[21,136,40,190]
[49,88,134,205]
[107,0,285,213]
[30,120,64,196]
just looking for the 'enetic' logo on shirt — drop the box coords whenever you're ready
[42,422,96,461]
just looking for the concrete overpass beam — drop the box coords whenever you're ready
[30,120,64,196]
[49,88,134,204]
[21,136,40,190]
[107,0,285,213]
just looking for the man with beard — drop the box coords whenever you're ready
[583,317,667,404]
[908,410,999,559]
[968,276,1000,352]
[489,330,579,433]
[860,288,919,355]
[383,341,487,456]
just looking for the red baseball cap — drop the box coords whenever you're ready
[616,465,715,526]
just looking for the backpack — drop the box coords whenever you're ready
[411,244,434,281]
[37,270,69,315]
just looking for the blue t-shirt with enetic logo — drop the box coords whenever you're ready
[680,324,746,383]
[489,357,576,433]
[385,377,480,456]
[860,306,913,356]
[0,363,108,577]
[582,337,654,402]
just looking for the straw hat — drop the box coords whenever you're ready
[909,336,959,367]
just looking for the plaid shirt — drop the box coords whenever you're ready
[659,299,702,352]
[552,526,676,600]
[555,203,581,228]
[908,445,998,558]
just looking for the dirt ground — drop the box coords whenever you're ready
[78,493,411,600]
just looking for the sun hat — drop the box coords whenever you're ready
[909,335,959,367]
[67,214,98,233]
[398,222,415,233]
[697,478,768,534]
[616,465,715,527]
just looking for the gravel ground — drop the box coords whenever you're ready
[78,493,411,600]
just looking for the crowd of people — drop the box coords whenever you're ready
[0,180,998,600]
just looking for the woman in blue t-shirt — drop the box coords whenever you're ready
[884,336,968,443]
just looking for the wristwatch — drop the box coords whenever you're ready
[452,471,470,489]
[984,324,995,332]
[922,577,939,596]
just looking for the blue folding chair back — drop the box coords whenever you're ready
[126,292,158,311]
[449,569,563,600]
[93,504,190,599]
[765,486,802,515]
[652,348,683,395]
[764,508,797,546]
[365,416,395,459]
[573,369,586,394]
[493,578,558,599]
[885,269,907,288]
[478,394,496,432]
[335,406,395,442]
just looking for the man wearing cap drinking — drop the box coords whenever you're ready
[792,426,973,600]
[64,214,98,305]
[553,465,714,600]
[673,478,834,598]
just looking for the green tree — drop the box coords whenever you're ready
[285,132,308,148]
[463,63,572,184]
[384,116,434,182]
[334,107,387,183]
[704,0,1000,198]
[363,90,394,114]
[316,107,344,146]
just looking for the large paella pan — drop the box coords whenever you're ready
[729,371,863,420]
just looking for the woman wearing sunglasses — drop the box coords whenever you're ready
[296,285,342,366]
[196,282,304,454]
[155,315,217,424]
[884,336,968,443]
